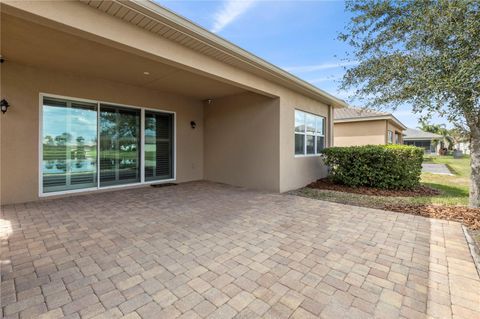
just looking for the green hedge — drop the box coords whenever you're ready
[320,145,424,189]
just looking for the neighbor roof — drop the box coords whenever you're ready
[334,107,407,130]
[403,128,443,140]
[80,0,348,108]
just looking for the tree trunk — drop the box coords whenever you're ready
[469,123,480,208]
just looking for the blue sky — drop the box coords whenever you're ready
[156,0,449,129]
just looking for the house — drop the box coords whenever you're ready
[0,0,347,204]
[403,128,443,153]
[333,108,406,146]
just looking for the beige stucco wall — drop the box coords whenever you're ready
[279,94,331,192]
[0,62,204,204]
[204,92,280,191]
[334,120,387,146]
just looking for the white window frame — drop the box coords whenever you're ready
[387,130,394,144]
[38,92,176,197]
[294,109,326,157]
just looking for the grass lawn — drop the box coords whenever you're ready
[293,154,471,208]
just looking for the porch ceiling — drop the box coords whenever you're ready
[0,13,247,100]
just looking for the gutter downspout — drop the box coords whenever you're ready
[328,105,334,147]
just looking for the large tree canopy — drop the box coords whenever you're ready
[339,0,480,207]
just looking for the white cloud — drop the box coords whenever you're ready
[284,61,359,73]
[211,0,257,33]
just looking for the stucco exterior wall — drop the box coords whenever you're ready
[333,120,387,146]
[204,92,280,191]
[279,94,331,192]
[0,63,204,204]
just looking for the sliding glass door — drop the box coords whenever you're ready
[99,105,141,187]
[41,96,174,194]
[145,111,173,181]
[42,98,97,193]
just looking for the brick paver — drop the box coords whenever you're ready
[1,181,479,318]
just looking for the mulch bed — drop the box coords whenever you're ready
[307,178,441,197]
[305,178,480,230]
[384,204,480,230]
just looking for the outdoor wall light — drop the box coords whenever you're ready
[1,99,10,114]
[190,121,196,129]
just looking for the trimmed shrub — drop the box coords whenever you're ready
[320,145,424,189]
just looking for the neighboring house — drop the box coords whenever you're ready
[0,0,347,204]
[455,141,471,155]
[403,128,443,153]
[333,108,406,146]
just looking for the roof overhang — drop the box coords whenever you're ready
[334,115,407,130]
[76,0,348,108]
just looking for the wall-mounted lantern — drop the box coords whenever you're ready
[0,99,10,114]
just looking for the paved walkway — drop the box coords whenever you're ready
[422,164,454,175]
[1,182,479,318]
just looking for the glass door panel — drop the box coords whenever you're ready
[99,104,141,187]
[42,98,97,193]
[145,111,173,181]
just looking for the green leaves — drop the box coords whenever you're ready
[321,145,424,190]
[339,0,480,124]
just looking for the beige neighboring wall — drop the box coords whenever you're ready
[334,120,387,146]
[0,62,204,204]
[204,92,280,191]
[279,93,331,192]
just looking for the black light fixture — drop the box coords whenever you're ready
[0,99,9,114]
[190,121,196,129]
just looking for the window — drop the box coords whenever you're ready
[395,132,401,144]
[294,110,325,156]
[41,95,175,194]
[387,130,393,144]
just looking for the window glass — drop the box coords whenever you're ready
[316,117,324,135]
[316,136,325,153]
[305,114,316,133]
[294,110,305,133]
[42,98,97,193]
[295,134,305,155]
[99,105,141,186]
[388,130,393,144]
[145,111,174,181]
[306,135,315,154]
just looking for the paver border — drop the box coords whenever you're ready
[462,225,480,278]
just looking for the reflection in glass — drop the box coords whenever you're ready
[100,105,140,186]
[295,134,305,155]
[42,98,97,192]
[316,117,324,135]
[316,136,325,153]
[295,110,305,133]
[145,111,173,181]
[306,135,315,154]
[306,114,316,133]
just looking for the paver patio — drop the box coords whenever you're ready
[1,181,479,319]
